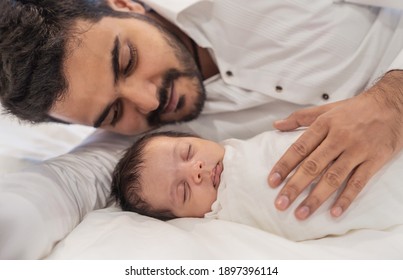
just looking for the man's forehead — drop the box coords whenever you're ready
[53,18,119,125]
[69,17,118,44]
[66,16,140,62]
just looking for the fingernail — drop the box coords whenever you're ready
[331,206,343,217]
[275,195,289,210]
[296,206,310,220]
[274,119,286,125]
[269,172,282,187]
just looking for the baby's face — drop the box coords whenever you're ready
[140,136,225,218]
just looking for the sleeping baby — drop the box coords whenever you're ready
[111,130,403,241]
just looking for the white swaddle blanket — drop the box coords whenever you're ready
[205,130,403,241]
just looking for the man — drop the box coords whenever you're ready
[1,0,402,224]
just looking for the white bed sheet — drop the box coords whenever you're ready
[1,106,403,259]
[46,206,403,259]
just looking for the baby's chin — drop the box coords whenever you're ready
[203,194,219,217]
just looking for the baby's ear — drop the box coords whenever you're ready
[106,0,146,14]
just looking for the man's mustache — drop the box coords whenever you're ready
[147,69,200,126]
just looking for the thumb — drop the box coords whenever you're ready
[274,101,344,131]
[273,109,318,131]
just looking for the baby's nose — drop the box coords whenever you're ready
[191,161,207,183]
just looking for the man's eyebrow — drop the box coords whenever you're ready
[112,36,120,84]
[93,102,114,128]
[93,36,120,128]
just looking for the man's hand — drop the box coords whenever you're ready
[268,70,403,220]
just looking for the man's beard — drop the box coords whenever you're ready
[147,68,206,127]
[126,12,207,127]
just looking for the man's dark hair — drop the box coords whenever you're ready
[0,0,135,123]
[111,130,199,221]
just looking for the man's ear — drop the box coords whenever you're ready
[106,0,146,14]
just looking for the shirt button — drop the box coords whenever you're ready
[322,93,329,100]
[275,86,283,93]
[225,70,233,77]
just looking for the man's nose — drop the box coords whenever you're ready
[119,79,160,114]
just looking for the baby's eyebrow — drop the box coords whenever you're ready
[169,185,175,205]
[167,140,182,207]
[168,172,180,206]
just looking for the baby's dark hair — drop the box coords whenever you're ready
[111,130,199,220]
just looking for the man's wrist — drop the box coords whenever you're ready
[378,70,403,115]
[365,70,403,150]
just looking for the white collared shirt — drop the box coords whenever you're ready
[144,0,403,140]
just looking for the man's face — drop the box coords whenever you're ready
[140,136,225,218]
[50,14,205,135]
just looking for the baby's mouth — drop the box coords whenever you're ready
[211,161,223,188]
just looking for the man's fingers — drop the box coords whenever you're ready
[293,152,361,220]
[269,119,328,188]
[274,135,343,211]
[330,161,377,217]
